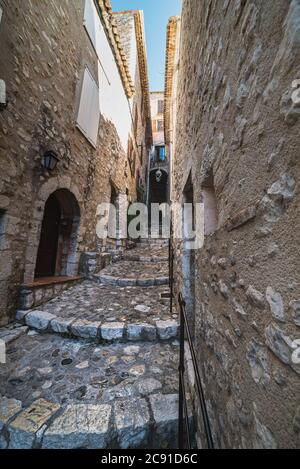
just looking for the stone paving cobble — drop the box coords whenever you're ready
[0,332,179,407]
[97,260,169,280]
[121,244,169,261]
[27,282,174,325]
[0,242,180,448]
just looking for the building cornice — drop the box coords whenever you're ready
[164,16,180,144]
[97,0,135,98]
[112,10,152,123]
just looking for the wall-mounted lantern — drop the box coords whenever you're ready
[42,151,60,171]
[0,79,7,111]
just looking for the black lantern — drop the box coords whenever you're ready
[42,151,59,171]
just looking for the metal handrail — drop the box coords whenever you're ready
[169,224,174,313]
[178,292,214,450]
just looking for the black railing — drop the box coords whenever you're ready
[169,235,174,314]
[178,292,214,450]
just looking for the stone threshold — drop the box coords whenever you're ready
[0,394,179,449]
[121,254,169,263]
[94,274,169,287]
[16,310,179,343]
[20,277,84,311]
[139,239,169,246]
[24,276,83,289]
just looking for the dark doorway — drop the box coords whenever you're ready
[35,189,80,279]
[149,169,168,205]
[35,194,61,278]
[182,173,196,340]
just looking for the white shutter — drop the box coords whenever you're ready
[76,68,100,148]
[83,0,97,52]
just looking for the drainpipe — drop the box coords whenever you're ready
[146,146,154,208]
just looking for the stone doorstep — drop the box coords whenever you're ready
[97,275,169,287]
[122,255,169,263]
[20,310,179,342]
[7,399,60,449]
[0,325,28,345]
[1,394,179,449]
[42,404,112,449]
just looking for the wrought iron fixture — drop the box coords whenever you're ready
[42,151,60,171]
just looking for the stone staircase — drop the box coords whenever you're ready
[0,241,179,449]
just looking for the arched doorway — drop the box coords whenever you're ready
[35,189,80,278]
[149,169,168,205]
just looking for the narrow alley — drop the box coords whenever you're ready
[0,239,180,449]
[1,0,300,454]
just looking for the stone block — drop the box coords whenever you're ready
[0,397,22,432]
[137,278,155,287]
[266,287,285,322]
[290,300,300,327]
[246,286,265,309]
[16,310,30,322]
[114,398,150,449]
[265,324,300,375]
[127,323,157,342]
[100,275,118,286]
[156,320,178,340]
[134,378,162,396]
[71,320,101,339]
[118,278,137,286]
[101,322,124,341]
[26,311,56,331]
[51,317,75,335]
[155,277,169,286]
[8,399,60,449]
[42,404,112,449]
[225,205,257,231]
[150,394,178,449]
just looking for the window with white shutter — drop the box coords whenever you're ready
[76,67,100,148]
[84,0,100,55]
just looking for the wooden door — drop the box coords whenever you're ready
[35,195,61,278]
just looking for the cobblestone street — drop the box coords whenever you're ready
[0,242,180,449]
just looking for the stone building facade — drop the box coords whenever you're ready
[0,0,152,326]
[170,0,300,449]
[148,91,169,206]
[164,16,181,205]
[113,10,152,202]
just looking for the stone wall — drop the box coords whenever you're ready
[114,11,152,197]
[173,0,300,449]
[0,0,149,325]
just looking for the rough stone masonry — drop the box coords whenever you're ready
[172,0,300,449]
[0,0,152,325]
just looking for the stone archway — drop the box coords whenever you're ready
[35,189,81,278]
[24,177,83,284]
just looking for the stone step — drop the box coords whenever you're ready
[16,310,179,343]
[121,254,169,263]
[0,333,180,449]
[0,393,179,449]
[138,238,169,246]
[94,274,169,287]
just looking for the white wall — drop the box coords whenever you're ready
[83,0,133,151]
